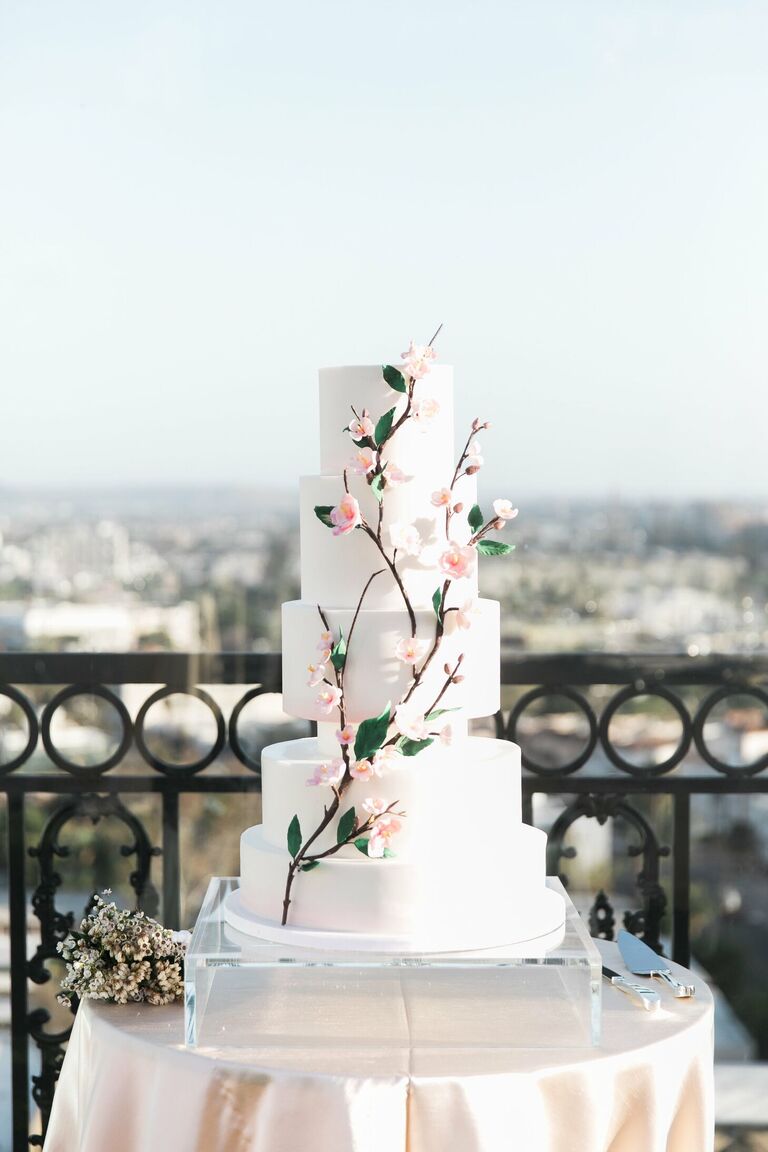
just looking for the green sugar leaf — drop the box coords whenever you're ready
[300,860,320,872]
[476,540,514,556]
[468,504,484,532]
[354,703,391,760]
[425,707,460,722]
[337,806,357,844]
[398,736,434,757]
[374,406,396,445]
[330,628,347,671]
[371,472,385,503]
[383,847,396,858]
[314,505,335,529]
[354,837,370,856]
[382,365,407,394]
[287,814,302,859]
[432,585,443,621]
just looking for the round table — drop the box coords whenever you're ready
[43,941,713,1152]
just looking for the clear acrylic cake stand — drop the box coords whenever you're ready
[184,878,602,1050]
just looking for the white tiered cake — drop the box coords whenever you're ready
[228,349,565,952]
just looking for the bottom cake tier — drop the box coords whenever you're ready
[236,822,564,953]
[233,733,565,952]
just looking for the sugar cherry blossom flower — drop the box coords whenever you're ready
[395,636,429,664]
[389,521,421,556]
[347,414,374,440]
[307,663,327,687]
[307,758,345,787]
[493,499,518,521]
[401,340,437,379]
[372,745,401,775]
[383,462,406,486]
[315,686,343,714]
[349,447,376,476]
[438,544,476,580]
[316,647,332,665]
[455,597,481,630]
[318,630,333,649]
[439,723,454,746]
[330,494,361,536]
[335,724,356,745]
[465,454,483,471]
[411,397,440,424]
[362,797,390,817]
[395,706,428,742]
[468,439,482,456]
[367,828,388,857]
[431,487,452,508]
[350,758,375,780]
[376,812,402,835]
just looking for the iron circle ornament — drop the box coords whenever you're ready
[693,685,768,778]
[599,685,692,777]
[228,686,272,775]
[135,686,225,775]
[507,686,598,776]
[41,685,133,776]
[0,684,39,775]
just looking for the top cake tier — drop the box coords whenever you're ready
[318,365,455,477]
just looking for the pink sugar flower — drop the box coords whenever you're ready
[395,636,429,664]
[316,646,332,664]
[335,724,356,745]
[394,706,427,742]
[438,544,476,580]
[318,630,333,649]
[306,758,345,787]
[439,723,454,746]
[350,758,375,780]
[431,487,452,508]
[465,454,483,471]
[493,499,518,521]
[401,340,437,379]
[315,685,343,714]
[306,662,327,688]
[411,397,440,424]
[455,597,481,630]
[372,745,401,775]
[389,521,421,556]
[376,813,401,835]
[349,447,376,476]
[367,828,387,857]
[362,797,390,817]
[330,494,361,536]
[383,462,406,486]
[347,414,374,440]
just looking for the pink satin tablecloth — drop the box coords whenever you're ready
[43,941,714,1152]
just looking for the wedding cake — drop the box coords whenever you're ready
[227,339,565,952]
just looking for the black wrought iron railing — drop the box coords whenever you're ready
[2,651,768,1150]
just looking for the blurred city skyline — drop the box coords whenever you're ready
[2,1,767,497]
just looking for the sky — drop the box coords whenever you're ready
[1,0,767,499]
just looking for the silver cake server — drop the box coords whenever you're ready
[602,965,660,1011]
[617,930,695,998]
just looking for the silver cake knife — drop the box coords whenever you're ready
[602,965,660,1010]
[617,930,695,998]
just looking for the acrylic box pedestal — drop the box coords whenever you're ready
[184,877,602,1050]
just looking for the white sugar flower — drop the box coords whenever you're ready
[411,397,440,425]
[455,597,481,630]
[389,522,421,556]
[401,340,437,379]
[394,706,428,742]
[395,636,429,664]
[348,414,374,440]
[383,461,406,486]
[493,499,518,521]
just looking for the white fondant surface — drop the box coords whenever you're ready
[224,884,566,954]
[260,736,522,856]
[281,598,500,723]
[238,821,564,952]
